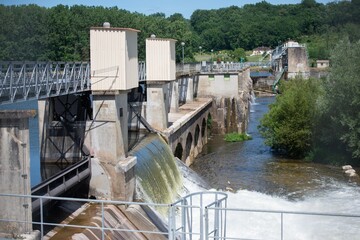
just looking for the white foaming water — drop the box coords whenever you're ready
[250,92,259,113]
[182,174,360,240]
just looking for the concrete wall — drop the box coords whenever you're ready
[287,47,310,79]
[252,77,275,92]
[197,73,239,98]
[196,69,253,134]
[163,99,212,166]
[0,110,35,237]
[87,91,137,201]
[146,84,169,131]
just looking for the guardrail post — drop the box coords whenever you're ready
[182,199,186,240]
[214,201,219,239]
[168,204,174,240]
[101,202,105,240]
[281,212,283,240]
[40,198,44,239]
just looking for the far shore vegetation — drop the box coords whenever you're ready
[259,40,360,166]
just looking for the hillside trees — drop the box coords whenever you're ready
[0,4,199,62]
[0,1,359,62]
[0,5,48,60]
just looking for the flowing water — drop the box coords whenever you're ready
[189,96,360,239]
[130,134,183,205]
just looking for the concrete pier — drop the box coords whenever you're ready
[89,25,139,201]
[0,110,35,238]
[145,37,177,131]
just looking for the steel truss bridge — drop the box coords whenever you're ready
[0,61,269,105]
[0,61,91,104]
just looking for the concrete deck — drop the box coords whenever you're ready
[164,97,212,137]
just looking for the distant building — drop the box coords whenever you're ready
[316,60,330,69]
[251,47,272,56]
[283,40,302,48]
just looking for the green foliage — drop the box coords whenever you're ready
[0,5,198,62]
[316,40,360,160]
[0,2,359,62]
[224,132,252,142]
[259,78,322,158]
[259,39,360,165]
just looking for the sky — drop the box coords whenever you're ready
[2,0,334,19]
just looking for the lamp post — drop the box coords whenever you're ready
[211,49,214,62]
[181,42,185,65]
[199,46,202,55]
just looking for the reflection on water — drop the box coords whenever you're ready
[191,97,357,200]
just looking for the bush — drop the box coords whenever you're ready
[224,132,252,142]
[258,77,322,158]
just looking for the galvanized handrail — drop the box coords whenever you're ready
[0,193,170,239]
[1,192,360,239]
[205,206,360,240]
[170,191,228,240]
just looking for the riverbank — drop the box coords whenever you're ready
[190,96,360,199]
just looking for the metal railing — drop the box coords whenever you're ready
[1,192,360,239]
[176,63,202,76]
[206,206,360,240]
[0,60,262,105]
[31,157,91,212]
[0,192,227,240]
[169,191,228,240]
[0,61,90,104]
[200,62,270,73]
[272,66,287,92]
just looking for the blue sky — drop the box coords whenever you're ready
[2,0,334,18]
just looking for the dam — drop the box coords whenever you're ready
[1,23,359,240]
[0,22,253,239]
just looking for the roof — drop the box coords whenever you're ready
[90,27,141,32]
[253,46,271,51]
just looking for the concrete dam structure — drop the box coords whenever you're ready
[0,23,253,239]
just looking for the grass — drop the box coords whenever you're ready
[224,132,252,142]
[194,53,213,62]
[246,54,263,62]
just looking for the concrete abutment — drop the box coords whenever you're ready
[0,110,38,239]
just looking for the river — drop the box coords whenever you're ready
[189,96,360,239]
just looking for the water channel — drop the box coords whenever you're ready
[189,96,360,239]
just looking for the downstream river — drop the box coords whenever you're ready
[189,96,360,239]
[191,96,358,199]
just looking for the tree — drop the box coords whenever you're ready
[318,40,360,160]
[233,48,247,61]
[259,78,322,158]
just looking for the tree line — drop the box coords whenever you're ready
[259,39,360,166]
[0,0,359,62]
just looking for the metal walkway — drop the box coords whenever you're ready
[0,61,91,104]
[31,156,91,212]
[0,61,256,105]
